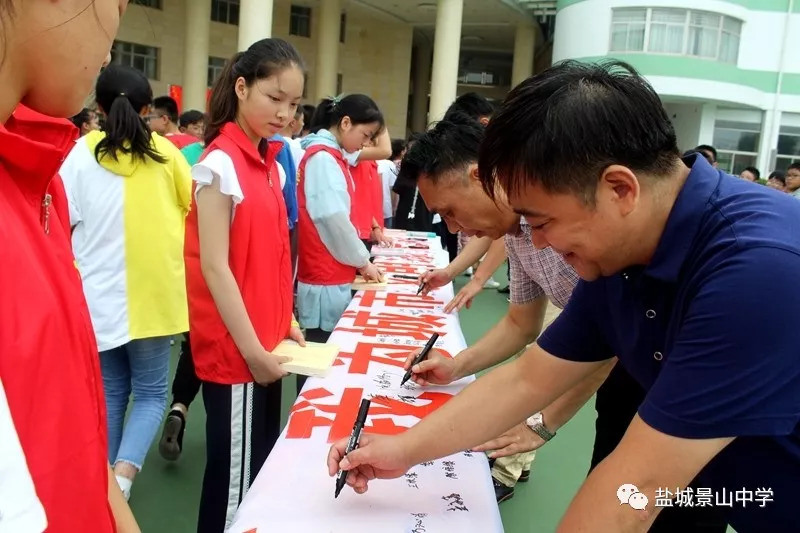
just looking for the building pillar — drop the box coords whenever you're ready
[314,0,342,100]
[697,103,717,146]
[428,0,463,122]
[238,0,274,51]
[411,42,432,132]
[511,22,536,88]
[759,107,781,173]
[182,0,212,111]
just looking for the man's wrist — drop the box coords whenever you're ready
[527,411,558,440]
[451,348,473,380]
[396,430,425,467]
[442,264,456,281]
[539,409,563,433]
[471,267,490,284]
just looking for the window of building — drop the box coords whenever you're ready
[713,120,761,174]
[111,40,159,80]
[610,8,646,52]
[212,0,240,26]
[776,124,800,171]
[131,0,162,8]
[290,5,312,37]
[208,56,227,88]
[609,8,741,64]
[340,12,347,43]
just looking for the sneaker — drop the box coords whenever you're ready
[483,278,500,289]
[465,267,474,277]
[493,477,515,504]
[158,409,186,461]
[497,285,510,294]
[518,469,531,482]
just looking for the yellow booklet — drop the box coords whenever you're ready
[274,340,340,377]
[352,275,389,291]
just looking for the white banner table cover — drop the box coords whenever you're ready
[228,232,504,533]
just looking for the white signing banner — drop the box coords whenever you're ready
[229,231,504,533]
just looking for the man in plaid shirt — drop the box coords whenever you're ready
[402,115,614,501]
[398,116,727,532]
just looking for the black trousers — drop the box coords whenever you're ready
[434,223,459,262]
[591,364,728,532]
[171,333,202,408]
[296,328,332,394]
[197,380,282,533]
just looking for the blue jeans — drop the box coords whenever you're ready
[100,336,170,470]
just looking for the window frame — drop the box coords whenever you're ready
[110,40,160,81]
[713,120,762,175]
[290,5,312,38]
[131,0,162,9]
[212,0,240,26]
[207,56,227,88]
[775,124,800,172]
[609,7,741,65]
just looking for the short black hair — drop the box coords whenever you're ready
[179,109,205,128]
[153,96,180,123]
[443,92,494,122]
[694,144,718,163]
[398,114,484,186]
[70,108,94,129]
[742,166,760,180]
[390,138,406,160]
[768,170,786,184]
[789,162,800,172]
[478,60,680,203]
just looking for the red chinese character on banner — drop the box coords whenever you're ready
[337,341,453,374]
[286,387,454,442]
[335,310,447,340]
[374,254,435,267]
[355,291,444,309]
[382,264,426,275]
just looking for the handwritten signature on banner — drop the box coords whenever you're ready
[333,341,453,375]
[286,387,453,442]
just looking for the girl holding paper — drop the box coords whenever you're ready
[296,96,386,351]
[183,38,306,532]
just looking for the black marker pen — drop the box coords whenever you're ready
[335,398,371,498]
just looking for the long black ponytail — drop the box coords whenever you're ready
[94,64,166,164]
[206,38,305,146]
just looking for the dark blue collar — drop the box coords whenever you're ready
[643,154,721,282]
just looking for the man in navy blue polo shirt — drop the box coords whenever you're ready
[326,60,800,532]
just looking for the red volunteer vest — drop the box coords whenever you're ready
[1,108,114,532]
[350,160,385,239]
[297,144,359,285]
[369,161,385,228]
[184,122,293,384]
[165,132,200,149]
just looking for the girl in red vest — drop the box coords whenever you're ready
[0,1,139,532]
[347,128,394,246]
[296,96,386,355]
[183,38,305,532]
